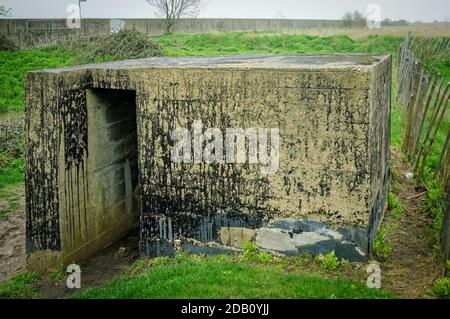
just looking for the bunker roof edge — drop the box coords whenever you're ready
[27,53,391,75]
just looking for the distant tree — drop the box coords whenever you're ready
[0,5,11,17]
[146,0,206,33]
[342,12,354,28]
[342,10,367,28]
[353,10,366,25]
[274,11,286,19]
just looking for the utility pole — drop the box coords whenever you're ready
[79,0,86,36]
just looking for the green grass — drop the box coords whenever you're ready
[0,47,77,113]
[0,156,24,188]
[0,139,24,218]
[72,253,393,299]
[0,272,41,299]
[153,32,402,57]
[419,172,447,258]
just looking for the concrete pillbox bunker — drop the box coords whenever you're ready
[25,54,391,268]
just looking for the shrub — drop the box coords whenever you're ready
[68,29,163,64]
[21,33,63,49]
[0,117,24,157]
[0,33,18,51]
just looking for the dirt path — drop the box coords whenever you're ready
[38,230,140,299]
[380,147,442,298]
[0,184,26,283]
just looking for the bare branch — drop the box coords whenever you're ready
[146,0,205,32]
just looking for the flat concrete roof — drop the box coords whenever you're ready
[31,54,391,74]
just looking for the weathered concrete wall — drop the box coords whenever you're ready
[0,19,110,36]
[25,54,391,269]
[0,18,343,36]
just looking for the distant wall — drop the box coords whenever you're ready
[0,18,343,36]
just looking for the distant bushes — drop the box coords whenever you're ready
[342,11,367,28]
[0,33,18,51]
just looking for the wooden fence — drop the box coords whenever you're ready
[397,35,450,183]
[397,34,450,263]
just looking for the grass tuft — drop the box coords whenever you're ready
[373,225,390,261]
[387,192,404,219]
[315,251,350,271]
[432,277,450,299]
[0,272,41,299]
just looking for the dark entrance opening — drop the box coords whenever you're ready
[85,88,140,253]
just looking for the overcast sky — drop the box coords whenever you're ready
[2,0,450,22]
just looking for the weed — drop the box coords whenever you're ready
[239,241,260,262]
[432,277,450,299]
[316,251,349,270]
[373,226,390,260]
[256,251,274,264]
[238,241,279,265]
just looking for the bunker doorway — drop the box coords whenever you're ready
[84,88,140,252]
